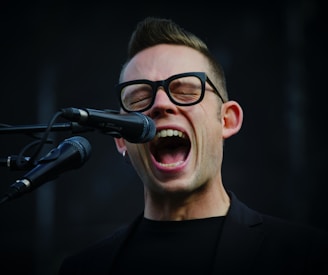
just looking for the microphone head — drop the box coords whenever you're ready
[62,136,92,165]
[133,112,156,143]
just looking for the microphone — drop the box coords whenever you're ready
[0,155,31,170]
[60,107,156,143]
[3,136,92,201]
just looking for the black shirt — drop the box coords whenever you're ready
[111,216,225,275]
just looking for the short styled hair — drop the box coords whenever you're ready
[121,17,228,102]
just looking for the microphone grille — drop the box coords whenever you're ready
[133,112,156,142]
[64,136,92,164]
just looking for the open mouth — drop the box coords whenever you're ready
[150,129,191,168]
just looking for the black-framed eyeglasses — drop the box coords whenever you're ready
[116,72,225,113]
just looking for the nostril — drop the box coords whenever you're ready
[150,109,161,119]
[150,107,175,119]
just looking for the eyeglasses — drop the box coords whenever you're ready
[116,72,225,113]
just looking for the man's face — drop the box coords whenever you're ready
[115,44,224,196]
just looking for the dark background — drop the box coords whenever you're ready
[0,1,327,274]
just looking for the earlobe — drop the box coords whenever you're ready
[114,137,127,154]
[221,100,243,139]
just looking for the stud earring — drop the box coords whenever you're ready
[122,150,130,164]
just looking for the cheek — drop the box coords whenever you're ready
[198,101,222,129]
[198,107,223,149]
[127,145,150,169]
[186,101,222,145]
[200,93,222,116]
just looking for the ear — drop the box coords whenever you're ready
[221,100,243,139]
[114,137,127,154]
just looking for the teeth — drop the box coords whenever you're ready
[156,129,185,139]
[159,160,184,167]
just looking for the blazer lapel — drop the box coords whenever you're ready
[211,192,265,274]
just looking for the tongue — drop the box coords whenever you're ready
[157,147,187,164]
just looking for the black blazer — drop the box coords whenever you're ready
[58,192,328,274]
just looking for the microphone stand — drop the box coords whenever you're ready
[0,122,94,134]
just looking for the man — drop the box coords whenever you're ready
[58,17,328,274]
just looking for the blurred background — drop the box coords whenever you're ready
[0,0,327,274]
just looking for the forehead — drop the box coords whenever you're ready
[122,44,209,82]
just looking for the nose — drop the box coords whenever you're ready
[148,88,177,118]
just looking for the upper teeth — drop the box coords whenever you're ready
[156,129,185,138]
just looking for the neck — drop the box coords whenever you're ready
[144,183,230,221]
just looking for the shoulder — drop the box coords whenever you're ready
[229,190,327,234]
[58,223,133,274]
[228,190,328,248]
[227,192,328,273]
[260,213,328,246]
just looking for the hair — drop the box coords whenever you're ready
[120,16,228,102]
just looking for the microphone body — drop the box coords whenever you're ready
[60,107,156,143]
[5,136,91,200]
